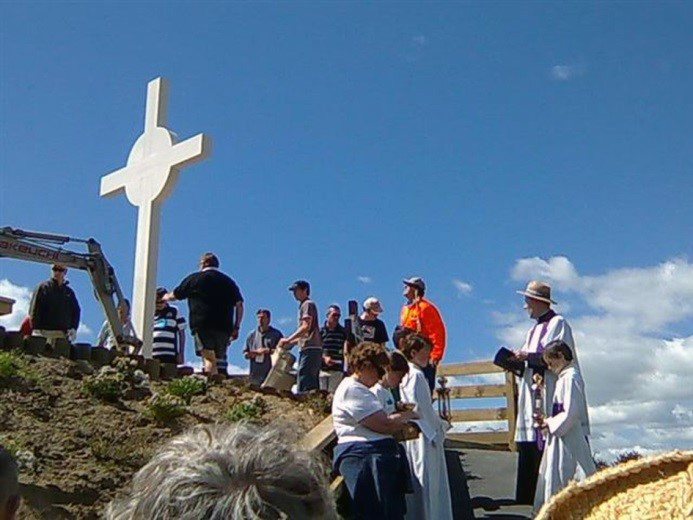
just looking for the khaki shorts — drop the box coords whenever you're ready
[193,329,230,358]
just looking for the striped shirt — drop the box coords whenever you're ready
[320,323,346,371]
[153,305,186,359]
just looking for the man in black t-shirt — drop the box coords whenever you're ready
[358,297,389,346]
[163,252,244,376]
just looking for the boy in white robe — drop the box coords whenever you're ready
[399,334,453,520]
[534,340,596,513]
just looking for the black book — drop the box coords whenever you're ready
[493,347,525,377]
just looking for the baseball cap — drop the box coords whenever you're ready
[363,297,383,313]
[403,277,426,291]
[288,280,310,292]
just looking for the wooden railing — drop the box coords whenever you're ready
[438,360,517,451]
[301,415,344,492]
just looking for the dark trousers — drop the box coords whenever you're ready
[515,441,543,505]
[423,362,437,393]
[297,348,321,392]
[334,439,406,520]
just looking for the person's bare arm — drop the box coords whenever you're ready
[360,410,418,435]
[277,318,310,349]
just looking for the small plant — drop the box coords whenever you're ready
[89,437,148,469]
[145,393,187,424]
[164,375,207,405]
[224,396,268,424]
[615,450,643,465]
[0,351,38,387]
[82,367,125,402]
[0,351,20,381]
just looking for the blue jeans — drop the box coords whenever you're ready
[297,348,322,392]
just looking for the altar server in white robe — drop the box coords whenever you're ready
[510,281,589,505]
[534,340,595,512]
[399,334,453,520]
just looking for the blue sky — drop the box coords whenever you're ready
[1,2,691,457]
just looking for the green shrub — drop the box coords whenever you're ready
[0,352,20,381]
[145,393,187,424]
[0,351,37,387]
[82,370,125,402]
[224,396,267,423]
[164,376,207,404]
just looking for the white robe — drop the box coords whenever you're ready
[534,363,596,512]
[515,312,590,442]
[400,363,453,520]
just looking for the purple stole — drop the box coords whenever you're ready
[529,310,556,450]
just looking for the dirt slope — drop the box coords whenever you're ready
[0,352,328,519]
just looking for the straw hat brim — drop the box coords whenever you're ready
[516,290,556,305]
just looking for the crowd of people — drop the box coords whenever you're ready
[12,254,596,518]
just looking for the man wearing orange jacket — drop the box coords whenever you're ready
[400,277,446,392]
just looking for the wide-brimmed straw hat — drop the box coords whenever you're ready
[516,280,556,304]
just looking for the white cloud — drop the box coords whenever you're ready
[0,279,32,330]
[452,278,473,298]
[357,276,372,284]
[277,316,293,326]
[77,322,93,341]
[497,256,693,458]
[550,64,584,81]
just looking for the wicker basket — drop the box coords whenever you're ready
[535,450,693,520]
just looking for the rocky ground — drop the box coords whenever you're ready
[0,351,329,519]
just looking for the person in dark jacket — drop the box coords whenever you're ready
[29,264,81,345]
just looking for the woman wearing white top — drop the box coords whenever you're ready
[332,342,417,520]
[399,334,453,520]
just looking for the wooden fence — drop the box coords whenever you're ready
[438,360,517,451]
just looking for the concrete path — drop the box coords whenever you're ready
[446,443,532,519]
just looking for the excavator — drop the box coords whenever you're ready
[0,226,141,352]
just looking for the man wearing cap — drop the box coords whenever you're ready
[510,280,584,505]
[277,280,323,392]
[163,253,244,376]
[244,309,284,386]
[400,277,446,392]
[29,264,81,346]
[318,304,346,392]
[358,297,389,347]
[152,288,187,365]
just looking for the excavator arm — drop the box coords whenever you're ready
[0,227,141,352]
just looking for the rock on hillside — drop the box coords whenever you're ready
[0,351,329,519]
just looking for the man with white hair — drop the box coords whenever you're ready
[0,447,20,520]
[105,423,337,520]
[510,280,585,505]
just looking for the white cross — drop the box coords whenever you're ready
[100,77,210,358]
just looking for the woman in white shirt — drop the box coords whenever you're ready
[332,342,417,520]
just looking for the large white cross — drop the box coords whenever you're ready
[100,77,210,358]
